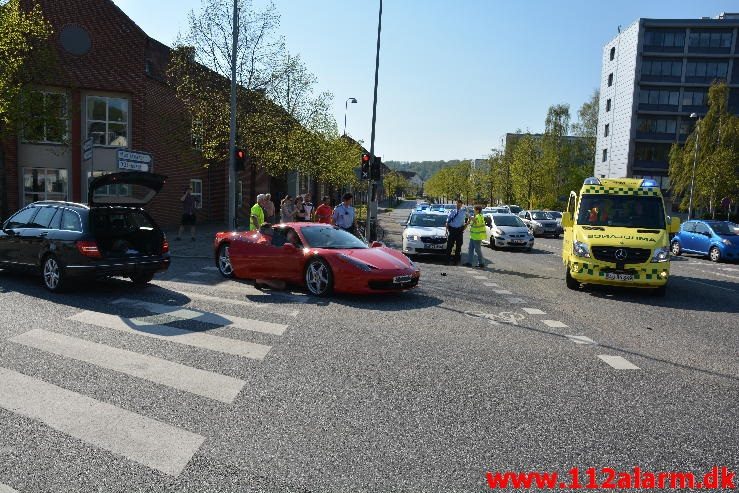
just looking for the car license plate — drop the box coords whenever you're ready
[605,272,634,281]
[510,240,524,244]
[393,275,412,284]
[424,243,444,249]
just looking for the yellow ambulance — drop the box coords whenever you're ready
[561,177,680,296]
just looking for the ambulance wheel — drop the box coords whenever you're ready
[565,267,580,290]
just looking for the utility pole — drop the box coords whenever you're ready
[227,0,239,230]
[367,0,382,242]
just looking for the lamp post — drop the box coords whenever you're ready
[688,112,700,220]
[343,98,357,136]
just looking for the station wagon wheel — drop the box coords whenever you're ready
[305,257,333,296]
[217,244,234,278]
[709,246,721,263]
[42,255,65,292]
[670,241,681,256]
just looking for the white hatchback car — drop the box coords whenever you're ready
[482,213,534,251]
[402,211,449,257]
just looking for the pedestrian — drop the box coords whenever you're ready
[464,205,486,268]
[177,185,198,240]
[445,198,468,265]
[263,193,276,224]
[294,196,308,221]
[249,194,266,231]
[332,192,357,235]
[280,195,296,223]
[314,196,333,224]
[303,192,314,221]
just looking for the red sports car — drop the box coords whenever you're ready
[213,223,420,296]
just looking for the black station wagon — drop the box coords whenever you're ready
[0,172,170,291]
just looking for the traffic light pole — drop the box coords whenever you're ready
[367,0,382,243]
[227,0,239,230]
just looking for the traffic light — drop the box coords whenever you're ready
[370,155,382,180]
[360,152,371,180]
[234,147,246,171]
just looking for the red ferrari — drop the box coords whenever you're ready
[213,223,420,296]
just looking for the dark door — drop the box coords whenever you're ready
[20,206,59,266]
[0,207,39,265]
[680,221,696,251]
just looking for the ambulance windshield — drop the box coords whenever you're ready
[577,195,665,229]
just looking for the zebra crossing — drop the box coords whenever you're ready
[0,286,298,480]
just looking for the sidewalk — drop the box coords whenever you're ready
[165,222,230,259]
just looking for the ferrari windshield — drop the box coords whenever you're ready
[300,226,368,249]
[577,195,666,229]
[409,214,447,227]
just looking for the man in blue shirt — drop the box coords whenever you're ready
[445,199,468,265]
[332,192,357,235]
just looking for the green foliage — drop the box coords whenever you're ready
[385,160,463,181]
[383,171,410,198]
[572,89,599,164]
[669,82,739,217]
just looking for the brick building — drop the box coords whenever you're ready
[1,0,280,227]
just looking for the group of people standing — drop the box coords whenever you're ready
[445,199,487,268]
[248,192,358,235]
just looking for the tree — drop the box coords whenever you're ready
[383,171,410,204]
[572,89,599,164]
[540,103,571,207]
[509,134,543,209]
[669,82,739,217]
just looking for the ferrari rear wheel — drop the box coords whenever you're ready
[217,244,234,278]
[305,257,333,296]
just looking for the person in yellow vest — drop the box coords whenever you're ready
[463,205,487,268]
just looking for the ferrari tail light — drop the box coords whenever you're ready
[162,237,170,254]
[76,240,102,259]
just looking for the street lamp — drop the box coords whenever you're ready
[343,97,357,136]
[688,112,701,220]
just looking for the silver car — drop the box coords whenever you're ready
[482,213,535,251]
[519,210,560,238]
[544,210,564,235]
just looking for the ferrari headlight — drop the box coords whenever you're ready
[573,240,591,258]
[651,247,670,263]
[337,253,375,271]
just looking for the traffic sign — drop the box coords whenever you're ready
[82,137,93,161]
[117,149,153,172]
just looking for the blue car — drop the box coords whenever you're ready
[670,220,739,262]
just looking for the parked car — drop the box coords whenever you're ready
[0,172,170,292]
[482,206,511,215]
[506,205,523,215]
[518,210,560,237]
[544,210,564,235]
[402,211,448,257]
[482,213,534,251]
[670,220,739,262]
[214,223,420,296]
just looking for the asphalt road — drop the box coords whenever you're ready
[0,200,736,492]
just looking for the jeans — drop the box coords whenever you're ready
[467,239,484,265]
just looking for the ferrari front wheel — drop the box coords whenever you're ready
[305,257,333,296]
[217,244,234,278]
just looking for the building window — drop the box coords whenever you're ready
[191,120,204,150]
[86,96,129,147]
[606,99,611,112]
[190,179,203,209]
[638,88,680,106]
[644,30,686,48]
[608,73,613,87]
[610,47,615,60]
[686,61,728,79]
[635,143,671,162]
[682,90,706,107]
[604,124,609,137]
[237,180,243,208]
[689,31,732,48]
[602,149,608,162]
[636,117,677,135]
[641,59,682,77]
[22,168,68,205]
[22,91,68,144]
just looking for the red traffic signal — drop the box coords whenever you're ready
[360,152,371,179]
[234,147,246,171]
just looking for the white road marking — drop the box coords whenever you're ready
[113,298,288,336]
[541,320,568,328]
[483,282,499,287]
[0,483,18,493]
[10,330,245,404]
[598,355,640,370]
[494,289,512,295]
[565,335,596,345]
[202,266,219,271]
[0,367,204,476]
[522,308,546,315]
[682,278,737,293]
[506,297,525,303]
[174,291,300,318]
[161,279,310,303]
[473,275,487,280]
[185,272,208,277]
[69,311,271,360]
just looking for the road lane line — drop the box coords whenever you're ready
[483,282,499,287]
[682,278,737,293]
[0,484,18,493]
[598,355,640,370]
[494,289,512,295]
[565,335,596,345]
[161,279,310,303]
[506,297,525,304]
[473,275,487,280]
[0,367,205,476]
[522,308,546,315]
[10,330,245,404]
[112,298,287,336]
[68,311,271,360]
[172,291,299,317]
[202,266,219,271]
[185,272,208,277]
[541,320,568,328]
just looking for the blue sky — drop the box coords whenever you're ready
[113,0,738,161]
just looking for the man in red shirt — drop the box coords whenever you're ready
[314,196,333,224]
